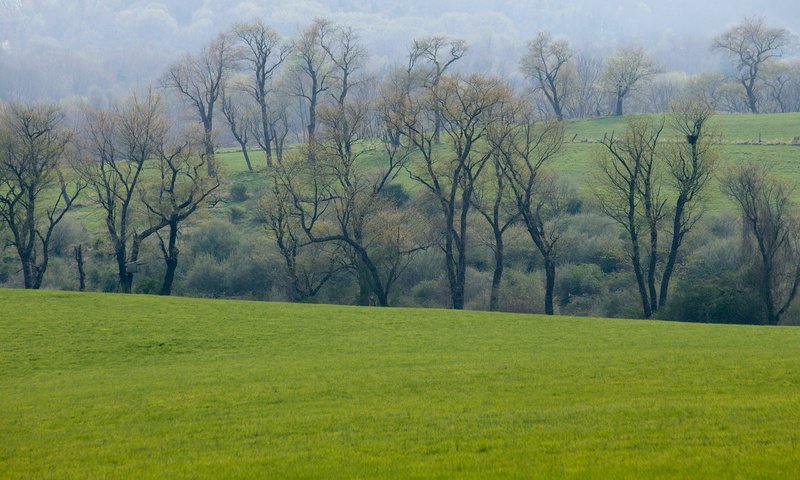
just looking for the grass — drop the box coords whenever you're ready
[57,112,800,234]
[2,288,800,478]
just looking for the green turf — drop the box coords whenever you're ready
[2,289,800,478]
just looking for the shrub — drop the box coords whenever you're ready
[229,206,246,223]
[187,220,240,262]
[229,183,248,202]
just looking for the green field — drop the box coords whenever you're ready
[221,112,800,215]
[3,289,800,478]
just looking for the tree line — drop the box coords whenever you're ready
[1,16,799,325]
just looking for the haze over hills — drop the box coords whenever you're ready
[1,0,797,101]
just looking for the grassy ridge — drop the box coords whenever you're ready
[2,289,800,478]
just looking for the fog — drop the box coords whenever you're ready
[0,0,797,101]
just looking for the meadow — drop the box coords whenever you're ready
[2,288,800,478]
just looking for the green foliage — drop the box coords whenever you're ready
[662,273,765,324]
[3,289,800,478]
[229,182,249,202]
[228,206,246,223]
[186,220,240,262]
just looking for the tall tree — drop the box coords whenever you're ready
[140,135,220,296]
[659,96,717,306]
[79,91,168,293]
[233,20,289,167]
[161,33,236,175]
[712,16,791,114]
[270,93,424,306]
[520,31,573,121]
[723,163,800,325]
[596,106,715,318]
[596,118,664,318]
[472,144,519,312]
[602,47,660,116]
[0,103,83,289]
[400,74,509,309]
[491,106,567,315]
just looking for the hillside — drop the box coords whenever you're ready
[2,289,800,478]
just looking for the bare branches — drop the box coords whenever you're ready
[602,47,661,116]
[712,16,791,113]
[723,163,800,325]
[0,102,83,289]
[161,33,237,173]
[520,31,573,121]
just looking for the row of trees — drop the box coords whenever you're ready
[0,94,219,295]
[1,16,799,324]
[157,16,796,181]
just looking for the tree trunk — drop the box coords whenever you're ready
[647,221,659,314]
[160,223,179,296]
[20,252,35,289]
[489,233,504,312]
[543,256,556,315]
[659,198,685,308]
[239,141,253,173]
[260,101,273,167]
[615,95,624,116]
[74,244,86,292]
[115,242,133,294]
[745,83,758,114]
[203,119,217,176]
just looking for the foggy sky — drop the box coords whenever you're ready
[1,0,797,101]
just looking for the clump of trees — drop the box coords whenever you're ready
[1,15,799,325]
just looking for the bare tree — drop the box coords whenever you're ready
[266,91,293,164]
[220,86,257,172]
[140,136,219,296]
[408,36,468,144]
[712,16,791,114]
[761,61,800,113]
[520,32,573,121]
[161,33,237,175]
[596,105,715,317]
[723,163,800,325]
[290,18,335,155]
[233,20,289,167]
[0,103,83,289]
[602,47,660,116]
[262,178,344,302]
[597,118,665,318]
[400,74,509,309]
[491,106,567,315]
[660,96,717,306]
[566,53,604,118]
[472,129,520,311]
[269,93,423,306]
[79,91,168,293]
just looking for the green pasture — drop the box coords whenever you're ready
[2,289,800,478]
[44,111,800,235]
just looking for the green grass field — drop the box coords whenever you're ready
[3,289,800,478]
[60,112,800,233]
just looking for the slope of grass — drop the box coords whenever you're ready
[2,289,800,478]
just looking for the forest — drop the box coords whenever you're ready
[1,15,799,324]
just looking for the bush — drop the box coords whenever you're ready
[379,183,410,207]
[229,206,246,223]
[229,183,248,202]
[184,254,228,297]
[662,273,765,324]
[556,263,604,307]
[187,220,240,262]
